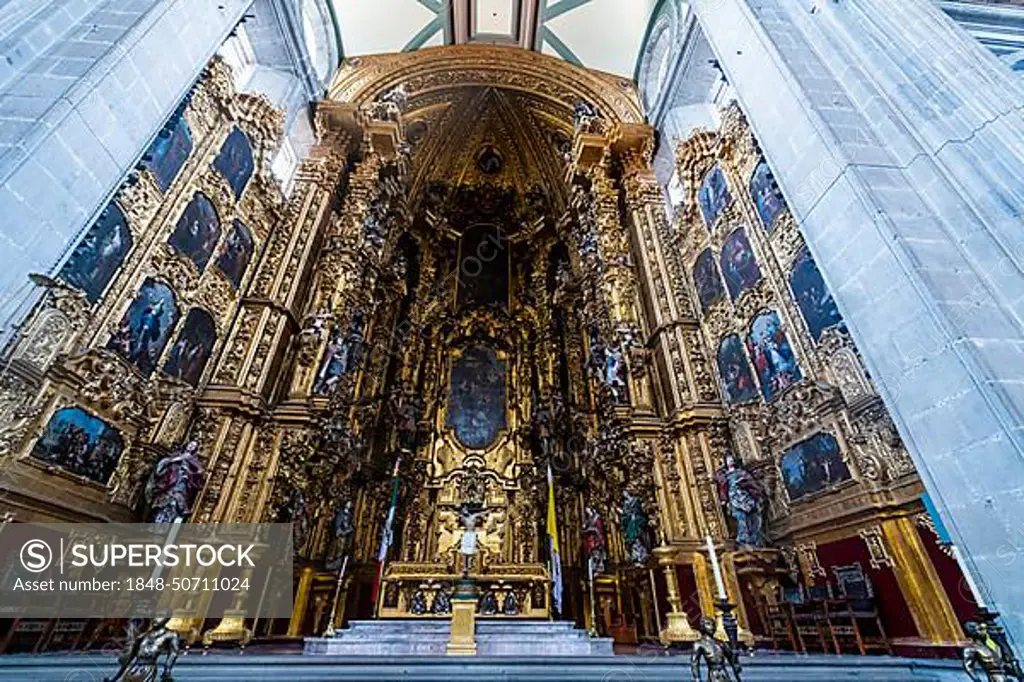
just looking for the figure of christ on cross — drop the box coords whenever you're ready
[458,503,493,577]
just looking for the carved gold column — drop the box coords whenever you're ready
[287,565,317,638]
[193,104,355,647]
[880,517,964,644]
[722,551,756,646]
[616,123,689,413]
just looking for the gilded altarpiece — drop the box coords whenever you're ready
[667,103,968,647]
[0,46,976,652]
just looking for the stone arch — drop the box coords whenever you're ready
[637,0,686,115]
[300,0,338,84]
[327,46,646,126]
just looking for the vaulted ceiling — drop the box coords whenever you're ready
[329,0,660,78]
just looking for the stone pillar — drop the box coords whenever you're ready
[691,0,1024,643]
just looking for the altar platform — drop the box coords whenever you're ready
[0,652,968,681]
[305,619,615,656]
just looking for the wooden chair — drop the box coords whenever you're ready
[824,597,893,656]
[791,600,831,653]
[826,564,893,656]
[760,602,801,652]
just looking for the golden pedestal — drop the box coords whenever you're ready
[166,617,203,646]
[202,616,252,650]
[661,611,700,645]
[447,581,478,656]
[654,547,700,645]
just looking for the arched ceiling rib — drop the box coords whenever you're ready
[329,0,659,78]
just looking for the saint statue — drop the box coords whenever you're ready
[691,616,742,682]
[327,500,354,569]
[572,99,602,134]
[582,506,608,575]
[963,621,1018,682]
[391,389,419,451]
[587,328,605,380]
[144,440,205,523]
[531,400,553,457]
[603,345,628,403]
[715,455,766,548]
[278,489,310,557]
[621,491,651,565]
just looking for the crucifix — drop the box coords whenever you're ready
[458,503,492,577]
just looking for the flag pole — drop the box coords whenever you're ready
[372,456,402,614]
[546,462,563,620]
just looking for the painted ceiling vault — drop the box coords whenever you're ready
[330,0,660,78]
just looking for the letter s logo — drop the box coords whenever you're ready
[20,540,52,573]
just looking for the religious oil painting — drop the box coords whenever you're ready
[212,126,255,199]
[163,308,216,387]
[145,115,193,191]
[31,407,124,485]
[169,192,221,272]
[698,164,732,230]
[693,248,725,312]
[447,346,507,450]
[780,432,851,501]
[747,310,802,401]
[720,227,762,300]
[108,279,179,377]
[791,246,844,341]
[750,160,786,231]
[457,224,509,309]
[58,202,133,303]
[216,219,254,289]
[717,334,760,404]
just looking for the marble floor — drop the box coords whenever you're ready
[0,653,968,681]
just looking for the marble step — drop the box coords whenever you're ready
[476,621,584,633]
[0,653,969,681]
[306,619,613,656]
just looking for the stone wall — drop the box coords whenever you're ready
[0,0,252,338]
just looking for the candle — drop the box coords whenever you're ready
[588,555,594,583]
[706,535,728,601]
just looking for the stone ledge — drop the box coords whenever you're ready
[0,653,966,681]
